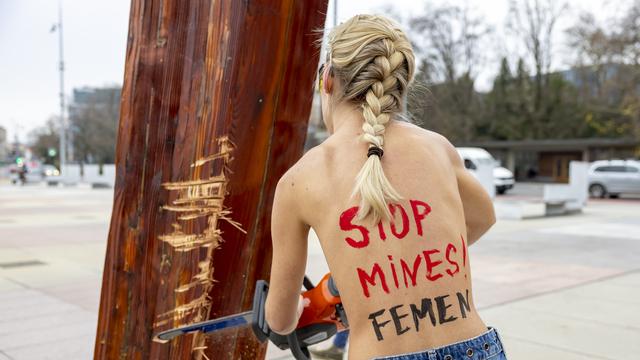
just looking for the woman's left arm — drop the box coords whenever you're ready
[264,172,310,335]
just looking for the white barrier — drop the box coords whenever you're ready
[543,161,588,214]
[58,164,116,188]
[495,162,588,220]
[494,200,545,220]
[82,164,116,187]
[61,164,82,185]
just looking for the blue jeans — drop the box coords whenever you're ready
[372,327,507,360]
[334,330,350,349]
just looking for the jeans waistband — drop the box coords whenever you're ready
[372,327,505,360]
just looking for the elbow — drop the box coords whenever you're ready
[486,206,497,229]
[266,312,296,335]
[467,208,496,245]
[265,298,296,335]
[479,203,497,234]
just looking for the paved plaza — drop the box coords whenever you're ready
[0,182,638,359]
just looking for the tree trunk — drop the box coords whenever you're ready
[94,1,328,359]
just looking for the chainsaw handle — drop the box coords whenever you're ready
[298,273,341,329]
[287,332,311,360]
[251,274,346,360]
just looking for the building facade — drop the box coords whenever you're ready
[460,138,640,183]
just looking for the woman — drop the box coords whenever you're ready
[265,14,506,360]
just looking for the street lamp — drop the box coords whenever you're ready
[50,0,66,175]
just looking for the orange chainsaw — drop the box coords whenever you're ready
[153,273,348,360]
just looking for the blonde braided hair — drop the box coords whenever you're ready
[327,15,415,222]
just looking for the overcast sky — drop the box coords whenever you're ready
[0,0,623,142]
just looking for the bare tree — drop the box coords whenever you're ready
[408,3,491,142]
[69,88,119,166]
[28,116,60,166]
[410,3,491,83]
[615,0,640,66]
[566,1,640,139]
[615,0,640,138]
[566,12,614,99]
[507,0,567,133]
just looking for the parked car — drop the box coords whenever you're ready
[456,147,515,195]
[588,160,640,198]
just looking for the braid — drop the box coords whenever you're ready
[361,41,407,146]
[327,15,415,223]
[353,39,407,222]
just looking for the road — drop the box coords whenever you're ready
[0,182,639,359]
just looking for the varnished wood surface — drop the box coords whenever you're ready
[94,1,328,359]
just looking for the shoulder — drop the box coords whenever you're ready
[273,145,332,226]
[277,145,329,190]
[394,121,460,161]
[274,145,331,212]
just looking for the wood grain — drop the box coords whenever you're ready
[94,1,328,359]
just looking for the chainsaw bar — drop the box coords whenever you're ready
[153,311,253,343]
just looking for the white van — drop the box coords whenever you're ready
[456,147,515,195]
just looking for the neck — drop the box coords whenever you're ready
[331,102,365,136]
[330,102,400,138]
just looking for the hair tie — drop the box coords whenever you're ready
[367,146,384,158]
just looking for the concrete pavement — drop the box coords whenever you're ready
[0,183,639,359]
[481,270,640,359]
[0,183,109,360]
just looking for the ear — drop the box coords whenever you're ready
[323,65,334,94]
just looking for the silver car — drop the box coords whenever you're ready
[588,160,640,198]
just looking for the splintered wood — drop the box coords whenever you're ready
[154,136,246,356]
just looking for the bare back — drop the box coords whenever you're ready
[292,121,490,359]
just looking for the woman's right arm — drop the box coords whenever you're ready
[442,138,496,245]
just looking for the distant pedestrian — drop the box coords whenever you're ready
[19,165,27,185]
